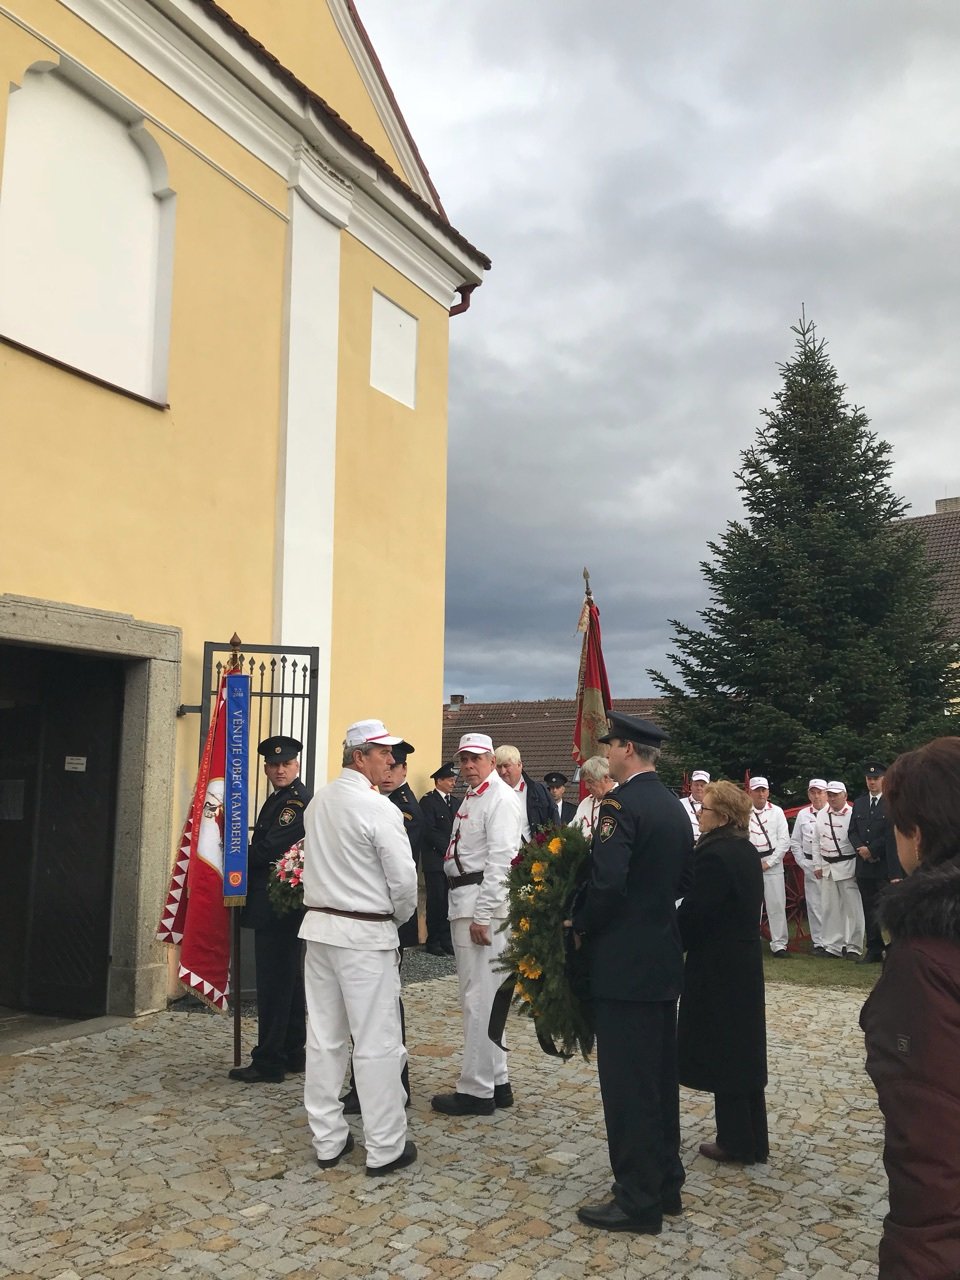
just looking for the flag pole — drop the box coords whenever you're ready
[227,632,244,1068]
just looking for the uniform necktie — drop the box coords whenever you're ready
[870,796,878,812]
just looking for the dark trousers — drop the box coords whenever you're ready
[424,865,451,948]
[594,998,685,1219]
[714,1089,769,1162]
[857,875,886,955]
[251,922,306,1074]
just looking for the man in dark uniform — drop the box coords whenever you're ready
[229,735,310,1084]
[545,771,577,824]
[340,739,421,1113]
[419,762,458,955]
[849,761,900,964]
[570,712,693,1234]
[381,741,424,949]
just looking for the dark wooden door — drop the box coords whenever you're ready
[20,655,124,1017]
[0,706,42,1005]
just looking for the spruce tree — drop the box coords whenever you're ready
[650,315,958,799]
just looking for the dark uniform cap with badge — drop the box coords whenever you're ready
[544,771,569,787]
[597,713,668,747]
[390,740,415,766]
[864,761,887,778]
[257,735,302,762]
[431,761,458,780]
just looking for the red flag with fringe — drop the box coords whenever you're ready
[157,676,231,1010]
[573,586,612,800]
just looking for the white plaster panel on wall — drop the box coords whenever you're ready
[369,290,417,409]
[277,190,341,779]
[0,64,173,400]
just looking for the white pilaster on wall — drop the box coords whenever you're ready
[277,185,341,781]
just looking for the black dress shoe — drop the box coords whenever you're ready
[316,1133,354,1170]
[699,1141,754,1165]
[285,1053,306,1074]
[228,1063,285,1084]
[366,1139,418,1176]
[340,1088,361,1115]
[431,1091,495,1116]
[576,1200,661,1234]
[771,949,791,959]
[494,1083,514,1108]
[811,946,828,957]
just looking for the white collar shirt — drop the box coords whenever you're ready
[790,803,823,865]
[748,801,790,868]
[814,802,857,878]
[299,768,418,949]
[446,772,522,923]
[512,777,531,842]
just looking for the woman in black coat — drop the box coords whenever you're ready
[677,779,769,1164]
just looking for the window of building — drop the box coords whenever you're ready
[0,60,175,403]
[369,290,418,409]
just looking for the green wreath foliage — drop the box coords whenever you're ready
[498,822,595,1060]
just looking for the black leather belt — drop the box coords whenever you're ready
[307,906,393,921]
[822,854,856,863]
[446,871,484,888]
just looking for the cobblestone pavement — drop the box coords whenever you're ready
[0,975,884,1280]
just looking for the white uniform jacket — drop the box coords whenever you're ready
[814,803,858,881]
[680,796,701,840]
[790,804,820,871]
[299,768,418,949]
[570,794,602,838]
[748,802,790,869]
[445,772,522,925]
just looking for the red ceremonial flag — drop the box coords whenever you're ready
[573,583,612,800]
[157,676,231,1010]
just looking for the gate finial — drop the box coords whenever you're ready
[229,633,242,672]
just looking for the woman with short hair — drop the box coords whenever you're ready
[568,756,614,837]
[677,779,769,1165]
[860,736,960,1279]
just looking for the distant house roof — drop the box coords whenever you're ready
[905,500,960,637]
[440,697,664,797]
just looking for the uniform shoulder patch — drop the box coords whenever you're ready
[402,811,413,823]
[279,807,298,826]
[598,814,618,842]
[600,798,622,811]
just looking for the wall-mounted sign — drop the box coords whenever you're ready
[64,756,87,772]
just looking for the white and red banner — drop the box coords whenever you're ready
[157,676,231,1010]
[573,592,612,800]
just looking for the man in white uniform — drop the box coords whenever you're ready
[680,770,710,839]
[299,719,419,1176]
[789,778,828,955]
[813,780,865,960]
[432,731,522,1117]
[747,776,791,957]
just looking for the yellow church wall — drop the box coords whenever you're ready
[218,0,409,184]
[0,11,291,815]
[327,235,451,793]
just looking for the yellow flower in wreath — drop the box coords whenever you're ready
[518,956,543,980]
[547,837,562,855]
[517,917,530,933]
[530,861,547,881]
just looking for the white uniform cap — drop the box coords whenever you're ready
[691,770,710,783]
[808,778,828,790]
[825,780,847,794]
[457,732,494,755]
[749,776,769,790]
[344,718,403,749]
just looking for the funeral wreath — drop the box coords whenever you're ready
[497,822,594,1060]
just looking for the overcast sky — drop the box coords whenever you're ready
[359,1,960,703]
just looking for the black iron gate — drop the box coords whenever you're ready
[192,638,320,825]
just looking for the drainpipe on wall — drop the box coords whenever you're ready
[449,284,477,317]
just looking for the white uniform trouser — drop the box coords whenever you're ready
[819,874,865,957]
[796,861,824,948]
[451,917,509,1098]
[762,866,788,952]
[303,941,407,1168]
